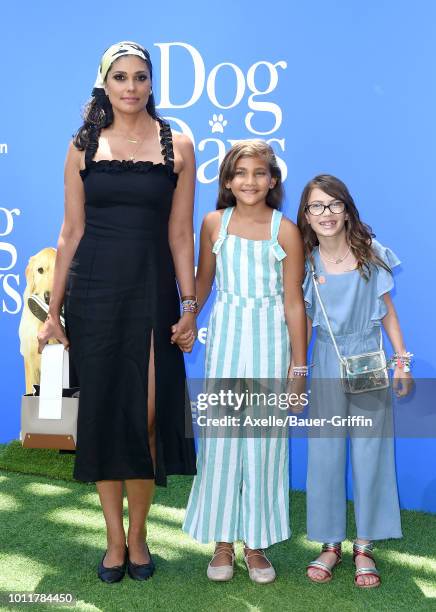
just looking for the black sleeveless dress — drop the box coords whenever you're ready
[64,119,196,485]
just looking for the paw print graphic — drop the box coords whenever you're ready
[209,113,228,134]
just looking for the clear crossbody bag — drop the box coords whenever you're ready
[310,265,389,394]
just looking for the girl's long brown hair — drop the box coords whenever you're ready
[296,174,391,280]
[216,141,283,210]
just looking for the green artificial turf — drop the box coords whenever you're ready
[0,442,76,481]
[0,442,435,612]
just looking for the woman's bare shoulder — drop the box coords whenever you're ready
[170,130,194,174]
[172,130,193,150]
[66,140,85,172]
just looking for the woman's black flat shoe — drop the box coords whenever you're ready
[98,550,127,583]
[127,545,155,581]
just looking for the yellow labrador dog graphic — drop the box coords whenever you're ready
[18,247,63,393]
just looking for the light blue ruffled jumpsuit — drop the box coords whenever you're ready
[303,240,402,542]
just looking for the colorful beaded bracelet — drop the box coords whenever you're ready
[181,299,199,314]
[388,352,413,373]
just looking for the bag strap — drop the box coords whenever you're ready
[310,262,383,361]
[38,345,70,420]
[310,263,345,365]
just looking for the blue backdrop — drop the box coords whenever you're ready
[0,1,435,512]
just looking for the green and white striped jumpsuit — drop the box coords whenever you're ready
[183,206,291,548]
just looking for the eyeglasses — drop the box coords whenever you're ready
[305,200,346,216]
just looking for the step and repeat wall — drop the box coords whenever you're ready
[1,1,435,512]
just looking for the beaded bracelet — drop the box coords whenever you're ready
[292,366,309,378]
[181,298,199,314]
[388,352,413,373]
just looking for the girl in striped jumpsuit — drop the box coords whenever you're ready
[183,141,307,583]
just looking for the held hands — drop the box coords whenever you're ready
[393,367,414,397]
[171,312,197,353]
[37,313,70,354]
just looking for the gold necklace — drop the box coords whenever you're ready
[128,136,145,162]
[111,129,147,161]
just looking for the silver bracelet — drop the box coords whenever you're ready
[292,365,309,377]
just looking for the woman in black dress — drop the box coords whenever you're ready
[37,41,197,582]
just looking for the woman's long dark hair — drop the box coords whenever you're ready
[296,174,391,280]
[73,46,159,157]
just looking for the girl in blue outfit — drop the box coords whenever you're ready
[183,141,307,583]
[297,175,413,588]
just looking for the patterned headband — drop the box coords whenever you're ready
[93,41,151,92]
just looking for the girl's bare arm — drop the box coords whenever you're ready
[195,212,219,313]
[382,293,407,353]
[280,218,307,368]
[382,292,413,396]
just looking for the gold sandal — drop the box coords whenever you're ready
[307,542,342,583]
